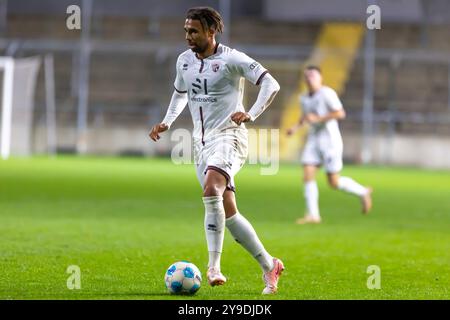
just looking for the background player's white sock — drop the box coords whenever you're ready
[226,213,274,272]
[203,196,225,271]
[338,176,368,197]
[304,180,320,219]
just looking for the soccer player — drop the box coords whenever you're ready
[287,65,373,224]
[149,7,283,294]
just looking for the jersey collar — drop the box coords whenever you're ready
[195,43,220,60]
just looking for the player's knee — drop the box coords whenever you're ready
[203,184,222,197]
[303,166,317,182]
[328,179,339,189]
[304,173,316,183]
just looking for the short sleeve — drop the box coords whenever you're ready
[228,49,268,85]
[324,88,343,111]
[173,56,187,93]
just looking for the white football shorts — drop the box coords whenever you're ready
[301,133,343,173]
[194,128,248,192]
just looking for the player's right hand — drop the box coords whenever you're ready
[149,123,169,142]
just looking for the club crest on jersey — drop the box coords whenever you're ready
[212,63,220,72]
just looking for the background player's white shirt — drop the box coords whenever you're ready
[300,86,343,144]
[174,43,267,144]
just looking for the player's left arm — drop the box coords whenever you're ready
[305,88,345,124]
[228,50,280,125]
[231,73,280,125]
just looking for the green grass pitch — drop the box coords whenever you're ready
[0,156,449,300]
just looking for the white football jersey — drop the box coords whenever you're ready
[300,86,344,140]
[174,43,267,144]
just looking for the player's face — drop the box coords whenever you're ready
[184,19,212,54]
[304,69,322,90]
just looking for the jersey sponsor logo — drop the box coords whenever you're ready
[182,63,188,70]
[212,63,220,72]
[191,96,217,103]
[191,78,209,95]
[192,78,201,94]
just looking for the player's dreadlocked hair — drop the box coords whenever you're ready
[186,7,224,34]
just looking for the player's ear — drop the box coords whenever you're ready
[207,27,216,38]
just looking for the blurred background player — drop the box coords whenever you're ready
[149,7,284,294]
[287,65,373,224]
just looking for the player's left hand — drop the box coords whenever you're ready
[305,113,322,124]
[231,112,251,125]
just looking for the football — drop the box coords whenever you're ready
[164,261,202,295]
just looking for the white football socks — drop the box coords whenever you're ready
[225,213,274,272]
[203,196,225,271]
[338,176,368,197]
[304,180,320,219]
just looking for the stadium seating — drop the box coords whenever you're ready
[4,14,450,138]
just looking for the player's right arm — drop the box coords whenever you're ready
[149,90,188,141]
[149,123,169,141]
[149,55,188,142]
[287,95,308,136]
